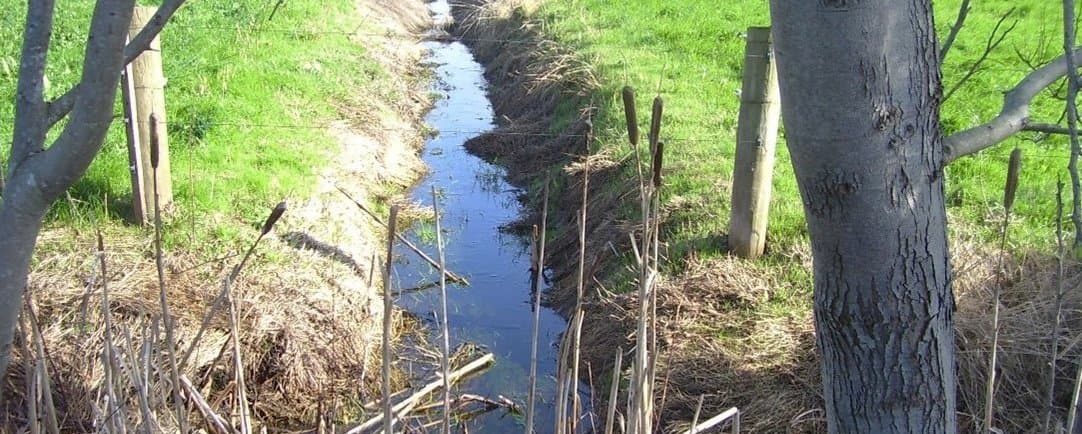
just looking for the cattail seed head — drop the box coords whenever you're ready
[622,86,639,146]
[648,96,664,153]
[261,201,288,235]
[1004,147,1021,212]
[150,113,161,170]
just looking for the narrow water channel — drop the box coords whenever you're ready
[392,1,583,432]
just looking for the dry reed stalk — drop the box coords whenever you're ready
[569,116,594,434]
[689,395,705,433]
[433,187,452,434]
[382,205,399,434]
[180,201,286,368]
[19,315,39,434]
[150,113,189,434]
[96,232,129,434]
[984,147,1021,433]
[605,349,623,434]
[1046,179,1067,430]
[1072,361,1082,432]
[227,278,251,434]
[348,353,496,434]
[526,181,551,434]
[682,407,740,434]
[337,186,469,285]
[22,299,58,434]
[629,95,664,434]
[179,375,232,434]
[121,324,155,433]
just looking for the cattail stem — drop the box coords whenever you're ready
[382,206,399,434]
[985,148,1021,433]
[433,187,452,434]
[1046,179,1067,430]
[526,180,550,434]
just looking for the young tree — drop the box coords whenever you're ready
[769,0,1077,432]
[0,0,185,376]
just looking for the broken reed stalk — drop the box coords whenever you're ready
[1046,179,1067,430]
[23,301,58,434]
[433,187,452,434]
[689,395,706,433]
[604,349,623,434]
[150,114,189,434]
[337,186,469,285]
[525,180,551,434]
[120,324,155,434]
[19,316,38,434]
[984,147,1021,433]
[682,408,740,434]
[180,201,286,367]
[227,271,252,433]
[179,375,232,434]
[348,353,496,434]
[1070,351,1082,432]
[382,205,399,434]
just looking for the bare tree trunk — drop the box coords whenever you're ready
[0,0,137,376]
[769,1,956,433]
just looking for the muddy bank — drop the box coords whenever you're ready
[7,0,434,430]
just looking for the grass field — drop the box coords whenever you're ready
[495,1,1076,430]
[0,0,396,252]
[533,0,1067,265]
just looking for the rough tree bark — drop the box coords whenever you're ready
[0,0,185,377]
[769,1,956,432]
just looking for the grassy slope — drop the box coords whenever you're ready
[533,0,1066,291]
[0,0,395,254]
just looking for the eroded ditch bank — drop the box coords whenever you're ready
[445,1,823,433]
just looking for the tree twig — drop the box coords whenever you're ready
[943,8,1018,103]
[944,46,1082,163]
[939,0,971,63]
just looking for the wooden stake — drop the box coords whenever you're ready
[127,6,172,222]
[729,26,781,259]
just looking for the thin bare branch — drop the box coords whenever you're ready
[943,8,1018,102]
[943,46,1082,163]
[939,0,970,63]
[1024,122,1073,135]
[1063,0,1082,253]
[44,0,187,129]
[9,0,56,178]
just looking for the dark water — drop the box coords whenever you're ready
[389,1,586,432]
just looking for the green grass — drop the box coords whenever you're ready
[0,0,395,253]
[531,0,1067,270]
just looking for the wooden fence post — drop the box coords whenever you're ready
[729,27,781,259]
[124,6,172,223]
